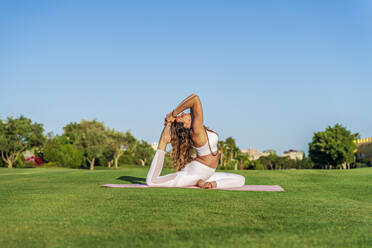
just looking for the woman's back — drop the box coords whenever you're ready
[193,129,219,168]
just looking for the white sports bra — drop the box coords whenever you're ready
[194,129,219,156]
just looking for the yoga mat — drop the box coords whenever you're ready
[101,184,284,191]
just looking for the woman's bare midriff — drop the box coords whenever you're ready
[195,153,219,169]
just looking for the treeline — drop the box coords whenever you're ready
[0,116,157,169]
[218,124,364,170]
[0,116,366,170]
[217,137,312,170]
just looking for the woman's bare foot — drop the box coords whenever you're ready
[197,179,206,188]
[197,180,217,189]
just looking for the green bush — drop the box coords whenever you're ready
[219,160,237,170]
[118,153,135,166]
[352,162,368,168]
[13,154,25,168]
[254,162,265,170]
[59,144,84,168]
[21,161,36,168]
[43,139,84,168]
[43,139,62,163]
[42,162,59,167]
[244,161,255,170]
[0,155,4,167]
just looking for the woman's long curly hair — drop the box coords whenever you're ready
[170,122,194,171]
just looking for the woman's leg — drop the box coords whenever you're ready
[146,155,215,187]
[174,161,215,187]
[206,172,245,188]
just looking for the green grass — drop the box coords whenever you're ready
[0,167,371,248]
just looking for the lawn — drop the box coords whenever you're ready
[0,167,371,248]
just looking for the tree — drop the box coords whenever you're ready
[0,116,45,168]
[43,138,62,163]
[63,120,107,170]
[108,130,127,168]
[43,137,84,168]
[218,141,226,166]
[225,137,237,161]
[123,131,138,157]
[258,154,275,170]
[100,129,127,168]
[218,137,239,168]
[102,131,117,168]
[256,154,287,170]
[309,124,357,169]
[236,152,250,170]
[296,153,313,169]
[134,140,155,166]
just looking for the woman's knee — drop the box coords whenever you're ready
[236,174,245,187]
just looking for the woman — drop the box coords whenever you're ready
[146,94,245,189]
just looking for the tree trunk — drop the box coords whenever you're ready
[114,149,123,168]
[240,160,243,170]
[88,158,95,170]
[220,149,224,166]
[219,148,223,165]
[140,159,145,166]
[7,161,13,168]
[224,151,228,166]
[108,161,112,168]
[234,162,238,170]
[2,151,19,168]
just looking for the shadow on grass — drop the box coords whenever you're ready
[116,176,146,184]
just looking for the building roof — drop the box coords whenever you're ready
[283,149,304,154]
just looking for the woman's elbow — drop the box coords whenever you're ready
[191,94,201,104]
[146,177,153,186]
[191,93,199,99]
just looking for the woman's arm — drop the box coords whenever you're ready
[166,94,204,135]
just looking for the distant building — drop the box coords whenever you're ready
[241,148,260,160]
[240,149,277,160]
[354,137,372,146]
[282,149,304,160]
[261,149,277,157]
[151,142,158,151]
[23,150,34,159]
[354,137,372,164]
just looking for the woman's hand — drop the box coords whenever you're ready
[165,112,176,124]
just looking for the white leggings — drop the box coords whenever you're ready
[146,150,245,189]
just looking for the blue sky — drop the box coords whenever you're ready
[1,0,371,154]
